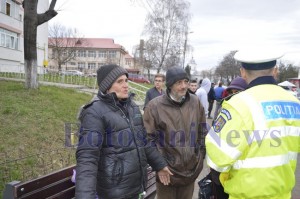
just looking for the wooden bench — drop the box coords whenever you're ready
[3,165,156,199]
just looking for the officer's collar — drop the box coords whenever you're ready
[248,76,277,88]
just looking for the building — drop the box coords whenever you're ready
[48,38,134,74]
[0,0,49,73]
[0,0,23,72]
[288,69,300,98]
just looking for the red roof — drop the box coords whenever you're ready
[124,54,133,59]
[48,38,125,49]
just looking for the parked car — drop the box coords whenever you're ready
[87,73,97,77]
[128,73,150,83]
[61,70,84,76]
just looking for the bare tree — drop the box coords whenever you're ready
[201,68,215,82]
[141,0,191,73]
[184,64,191,78]
[48,23,84,71]
[23,0,58,89]
[215,51,240,83]
[277,61,298,82]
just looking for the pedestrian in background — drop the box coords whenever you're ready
[143,67,207,199]
[75,64,172,199]
[188,79,198,94]
[213,81,225,118]
[214,76,248,114]
[196,78,211,117]
[207,82,216,119]
[144,73,165,108]
[206,50,300,199]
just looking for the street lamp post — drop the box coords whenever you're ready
[182,31,193,69]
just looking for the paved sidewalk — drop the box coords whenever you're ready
[293,155,300,199]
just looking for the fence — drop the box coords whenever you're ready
[0,67,148,107]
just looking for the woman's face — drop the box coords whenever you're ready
[228,88,239,94]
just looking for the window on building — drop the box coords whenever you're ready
[88,50,96,58]
[108,51,116,58]
[88,63,96,70]
[98,51,107,58]
[126,59,131,65]
[77,50,86,57]
[0,28,19,50]
[98,63,105,68]
[6,2,11,16]
[0,33,5,46]
[70,62,76,65]
[78,62,85,69]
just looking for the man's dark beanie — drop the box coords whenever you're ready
[97,64,128,93]
[166,67,189,88]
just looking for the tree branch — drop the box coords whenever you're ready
[37,0,58,25]
[49,0,57,10]
[37,10,58,25]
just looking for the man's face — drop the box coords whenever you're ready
[170,79,189,99]
[107,75,129,99]
[154,77,164,89]
[189,82,198,93]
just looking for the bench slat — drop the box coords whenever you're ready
[4,165,157,199]
[17,178,74,199]
[47,186,75,199]
[15,165,75,197]
[145,184,156,199]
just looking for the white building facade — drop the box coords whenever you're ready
[48,38,134,74]
[0,0,48,73]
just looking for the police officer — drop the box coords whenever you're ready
[205,49,300,199]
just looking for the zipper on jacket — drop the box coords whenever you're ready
[179,106,189,175]
[112,96,146,192]
[127,112,146,193]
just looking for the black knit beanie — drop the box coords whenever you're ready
[97,64,128,93]
[166,67,189,88]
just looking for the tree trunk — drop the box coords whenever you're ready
[24,0,39,89]
[23,0,57,89]
[24,59,38,88]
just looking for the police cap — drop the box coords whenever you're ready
[234,49,284,70]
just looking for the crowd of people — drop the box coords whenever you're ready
[74,50,300,199]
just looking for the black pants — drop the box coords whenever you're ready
[213,183,229,199]
[210,169,229,199]
[208,100,214,117]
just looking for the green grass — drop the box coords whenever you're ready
[0,80,92,153]
[0,80,92,196]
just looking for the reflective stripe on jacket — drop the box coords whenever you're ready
[206,84,300,199]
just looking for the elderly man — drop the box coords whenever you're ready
[206,50,300,199]
[143,67,207,199]
[75,64,172,199]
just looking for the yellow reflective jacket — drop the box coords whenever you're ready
[206,84,300,199]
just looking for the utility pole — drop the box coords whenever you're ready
[139,39,144,70]
[182,31,193,69]
[182,38,187,69]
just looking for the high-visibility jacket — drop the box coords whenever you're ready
[206,84,300,199]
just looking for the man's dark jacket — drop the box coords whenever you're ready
[75,92,167,199]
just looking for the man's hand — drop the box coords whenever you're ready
[157,166,173,185]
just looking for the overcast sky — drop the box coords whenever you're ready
[49,0,300,70]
